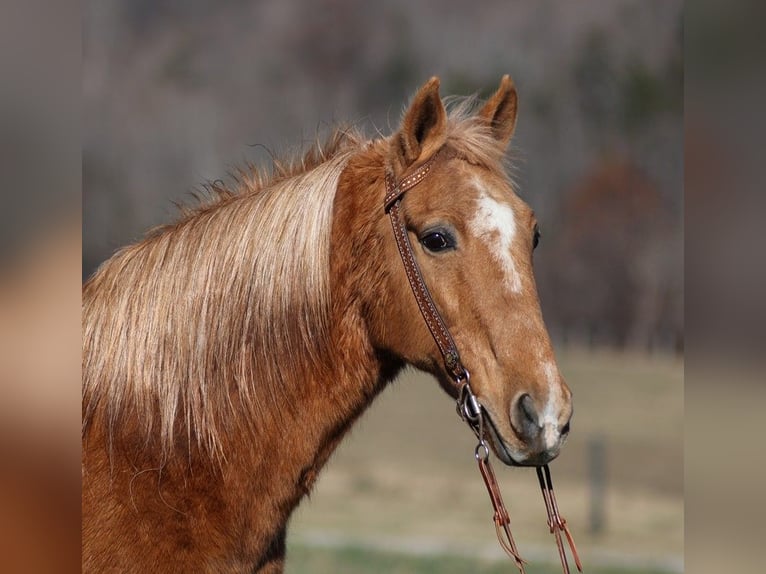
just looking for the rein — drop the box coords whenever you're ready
[384,149,582,573]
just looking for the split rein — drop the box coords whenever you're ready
[384,149,582,573]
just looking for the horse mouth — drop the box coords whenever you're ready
[483,406,558,467]
[482,407,559,467]
[480,407,522,466]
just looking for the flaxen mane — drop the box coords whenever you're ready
[82,98,509,463]
[83,129,363,461]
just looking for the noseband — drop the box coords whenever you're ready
[384,148,582,574]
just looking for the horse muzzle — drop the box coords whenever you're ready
[482,394,572,467]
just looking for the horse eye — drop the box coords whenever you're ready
[420,231,454,253]
[533,224,541,250]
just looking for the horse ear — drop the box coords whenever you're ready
[478,75,518,148]
[391,77,447,171]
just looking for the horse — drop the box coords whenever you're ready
[82,75,574,573]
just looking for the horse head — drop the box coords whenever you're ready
[358,76,573,466]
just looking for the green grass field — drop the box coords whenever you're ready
[286,543,673,574]
[286,348,683,573]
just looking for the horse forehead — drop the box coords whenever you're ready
[468,176,524,294]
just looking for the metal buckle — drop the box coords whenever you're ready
[456,372,481,424]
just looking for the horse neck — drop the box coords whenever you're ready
[190,142,403,544]
[83,144,404,567]
[237,141,405,495]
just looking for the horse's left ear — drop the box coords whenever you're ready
[390,76,448,173]
[478,75,518,148]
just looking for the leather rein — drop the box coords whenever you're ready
[384,148,582,573]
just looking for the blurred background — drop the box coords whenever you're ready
[84,0,683,357]
[82,1,683,573]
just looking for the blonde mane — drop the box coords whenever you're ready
[82,99,508,461]
[83,129,363,460]
[443,95,513,170]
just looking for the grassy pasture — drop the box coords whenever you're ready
[286,543,674,574]
[286,348,683,573]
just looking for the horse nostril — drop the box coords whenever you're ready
[560,410,573,436]
[519,394,538,425]
[511,393,541,441]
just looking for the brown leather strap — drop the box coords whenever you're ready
[384,149,466,381]
[537,465,583,573]
[384,151,439,210]
[478,456,526,572]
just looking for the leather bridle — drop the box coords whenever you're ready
[384,148,466,382]
[384,148,582,574]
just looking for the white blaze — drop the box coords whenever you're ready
[541,360,564,449]
[469,183,522,293]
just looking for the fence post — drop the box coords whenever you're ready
[588,433,606,535]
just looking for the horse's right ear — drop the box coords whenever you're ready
[390,77,447,173]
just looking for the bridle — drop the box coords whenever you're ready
[384,147,582,574]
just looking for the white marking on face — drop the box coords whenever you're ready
[469,181,522,293]
[541,360,564,449]
[541,361,562,423]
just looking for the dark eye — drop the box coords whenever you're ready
[533,224,541,250]
[419,230,455,253]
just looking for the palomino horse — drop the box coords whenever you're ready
[82,76,573,573]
